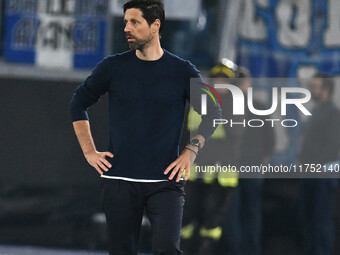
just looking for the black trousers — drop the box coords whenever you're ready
[100,178,185,255]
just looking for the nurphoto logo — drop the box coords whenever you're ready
[199,81,312,128]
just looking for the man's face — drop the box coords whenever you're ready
[310,77,323,102]
[124,8,154,50]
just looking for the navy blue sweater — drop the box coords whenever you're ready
[70,49,221,180]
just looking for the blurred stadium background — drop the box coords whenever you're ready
[0,0,339,254]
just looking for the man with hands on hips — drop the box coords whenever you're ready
[70,1,220,254]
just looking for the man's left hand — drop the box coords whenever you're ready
[164,147,197,182]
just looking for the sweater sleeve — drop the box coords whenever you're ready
[184,61,222,142]
[69,58,110,122]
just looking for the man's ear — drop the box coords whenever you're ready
[152,19,161,33]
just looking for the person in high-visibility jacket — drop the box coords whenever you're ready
[179,60,243,255]
[222,67,275,255]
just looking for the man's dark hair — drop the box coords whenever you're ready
[123,0,165,33]
[314,73,335,96]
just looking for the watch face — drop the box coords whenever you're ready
[191,138,200,146]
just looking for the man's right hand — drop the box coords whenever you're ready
[84,151,114,175]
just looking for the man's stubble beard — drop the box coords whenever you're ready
[128,33,153,51]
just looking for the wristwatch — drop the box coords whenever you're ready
[190,138,201,150]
